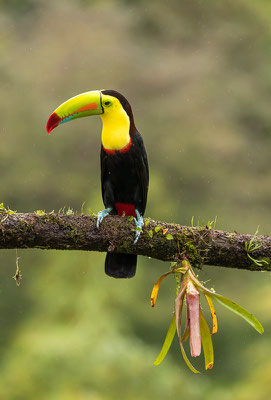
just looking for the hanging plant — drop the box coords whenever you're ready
[151,258,264,373]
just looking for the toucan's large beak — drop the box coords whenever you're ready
[46,90,103,134]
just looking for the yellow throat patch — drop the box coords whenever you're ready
[100,94,130,151]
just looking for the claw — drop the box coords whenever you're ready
[97,207,113,228]
[133,209,144,244]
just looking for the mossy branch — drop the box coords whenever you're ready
[0,212,270,272]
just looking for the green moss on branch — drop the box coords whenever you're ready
[0,211,270,271]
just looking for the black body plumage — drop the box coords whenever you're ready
[100,90,149,278]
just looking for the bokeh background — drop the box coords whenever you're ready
[0,0,271,398]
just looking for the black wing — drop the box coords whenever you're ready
[100,147,115,210]
[132,131,149,215]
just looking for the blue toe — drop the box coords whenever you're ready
[97,207,113,228]
[133,210,144,243]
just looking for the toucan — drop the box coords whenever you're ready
[47,90,149,278]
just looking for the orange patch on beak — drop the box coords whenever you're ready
[76,102,98,113]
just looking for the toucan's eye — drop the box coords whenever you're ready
[104,101,111,106]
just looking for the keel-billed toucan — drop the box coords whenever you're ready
[47,90,149,278]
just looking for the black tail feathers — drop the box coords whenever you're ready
[105,253,137,278]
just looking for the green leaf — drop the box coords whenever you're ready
[153,316,176,366]
[188,269,264,334]
[154,226,161,233]
[148,230,153,238]
[247,253,268,266]
[166,234,174,240]
[179,341,200,374]
[209,293,264,334]
[199,308,214,370]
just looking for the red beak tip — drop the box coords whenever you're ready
[46,112,61,135]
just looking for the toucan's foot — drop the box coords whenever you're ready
[133,209,144,244]
[97,207,113,228]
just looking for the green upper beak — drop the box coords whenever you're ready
[46,90,103,134]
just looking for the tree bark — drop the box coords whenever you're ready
[0,212,270,272]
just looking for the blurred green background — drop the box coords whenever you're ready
[0,0,271,398]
